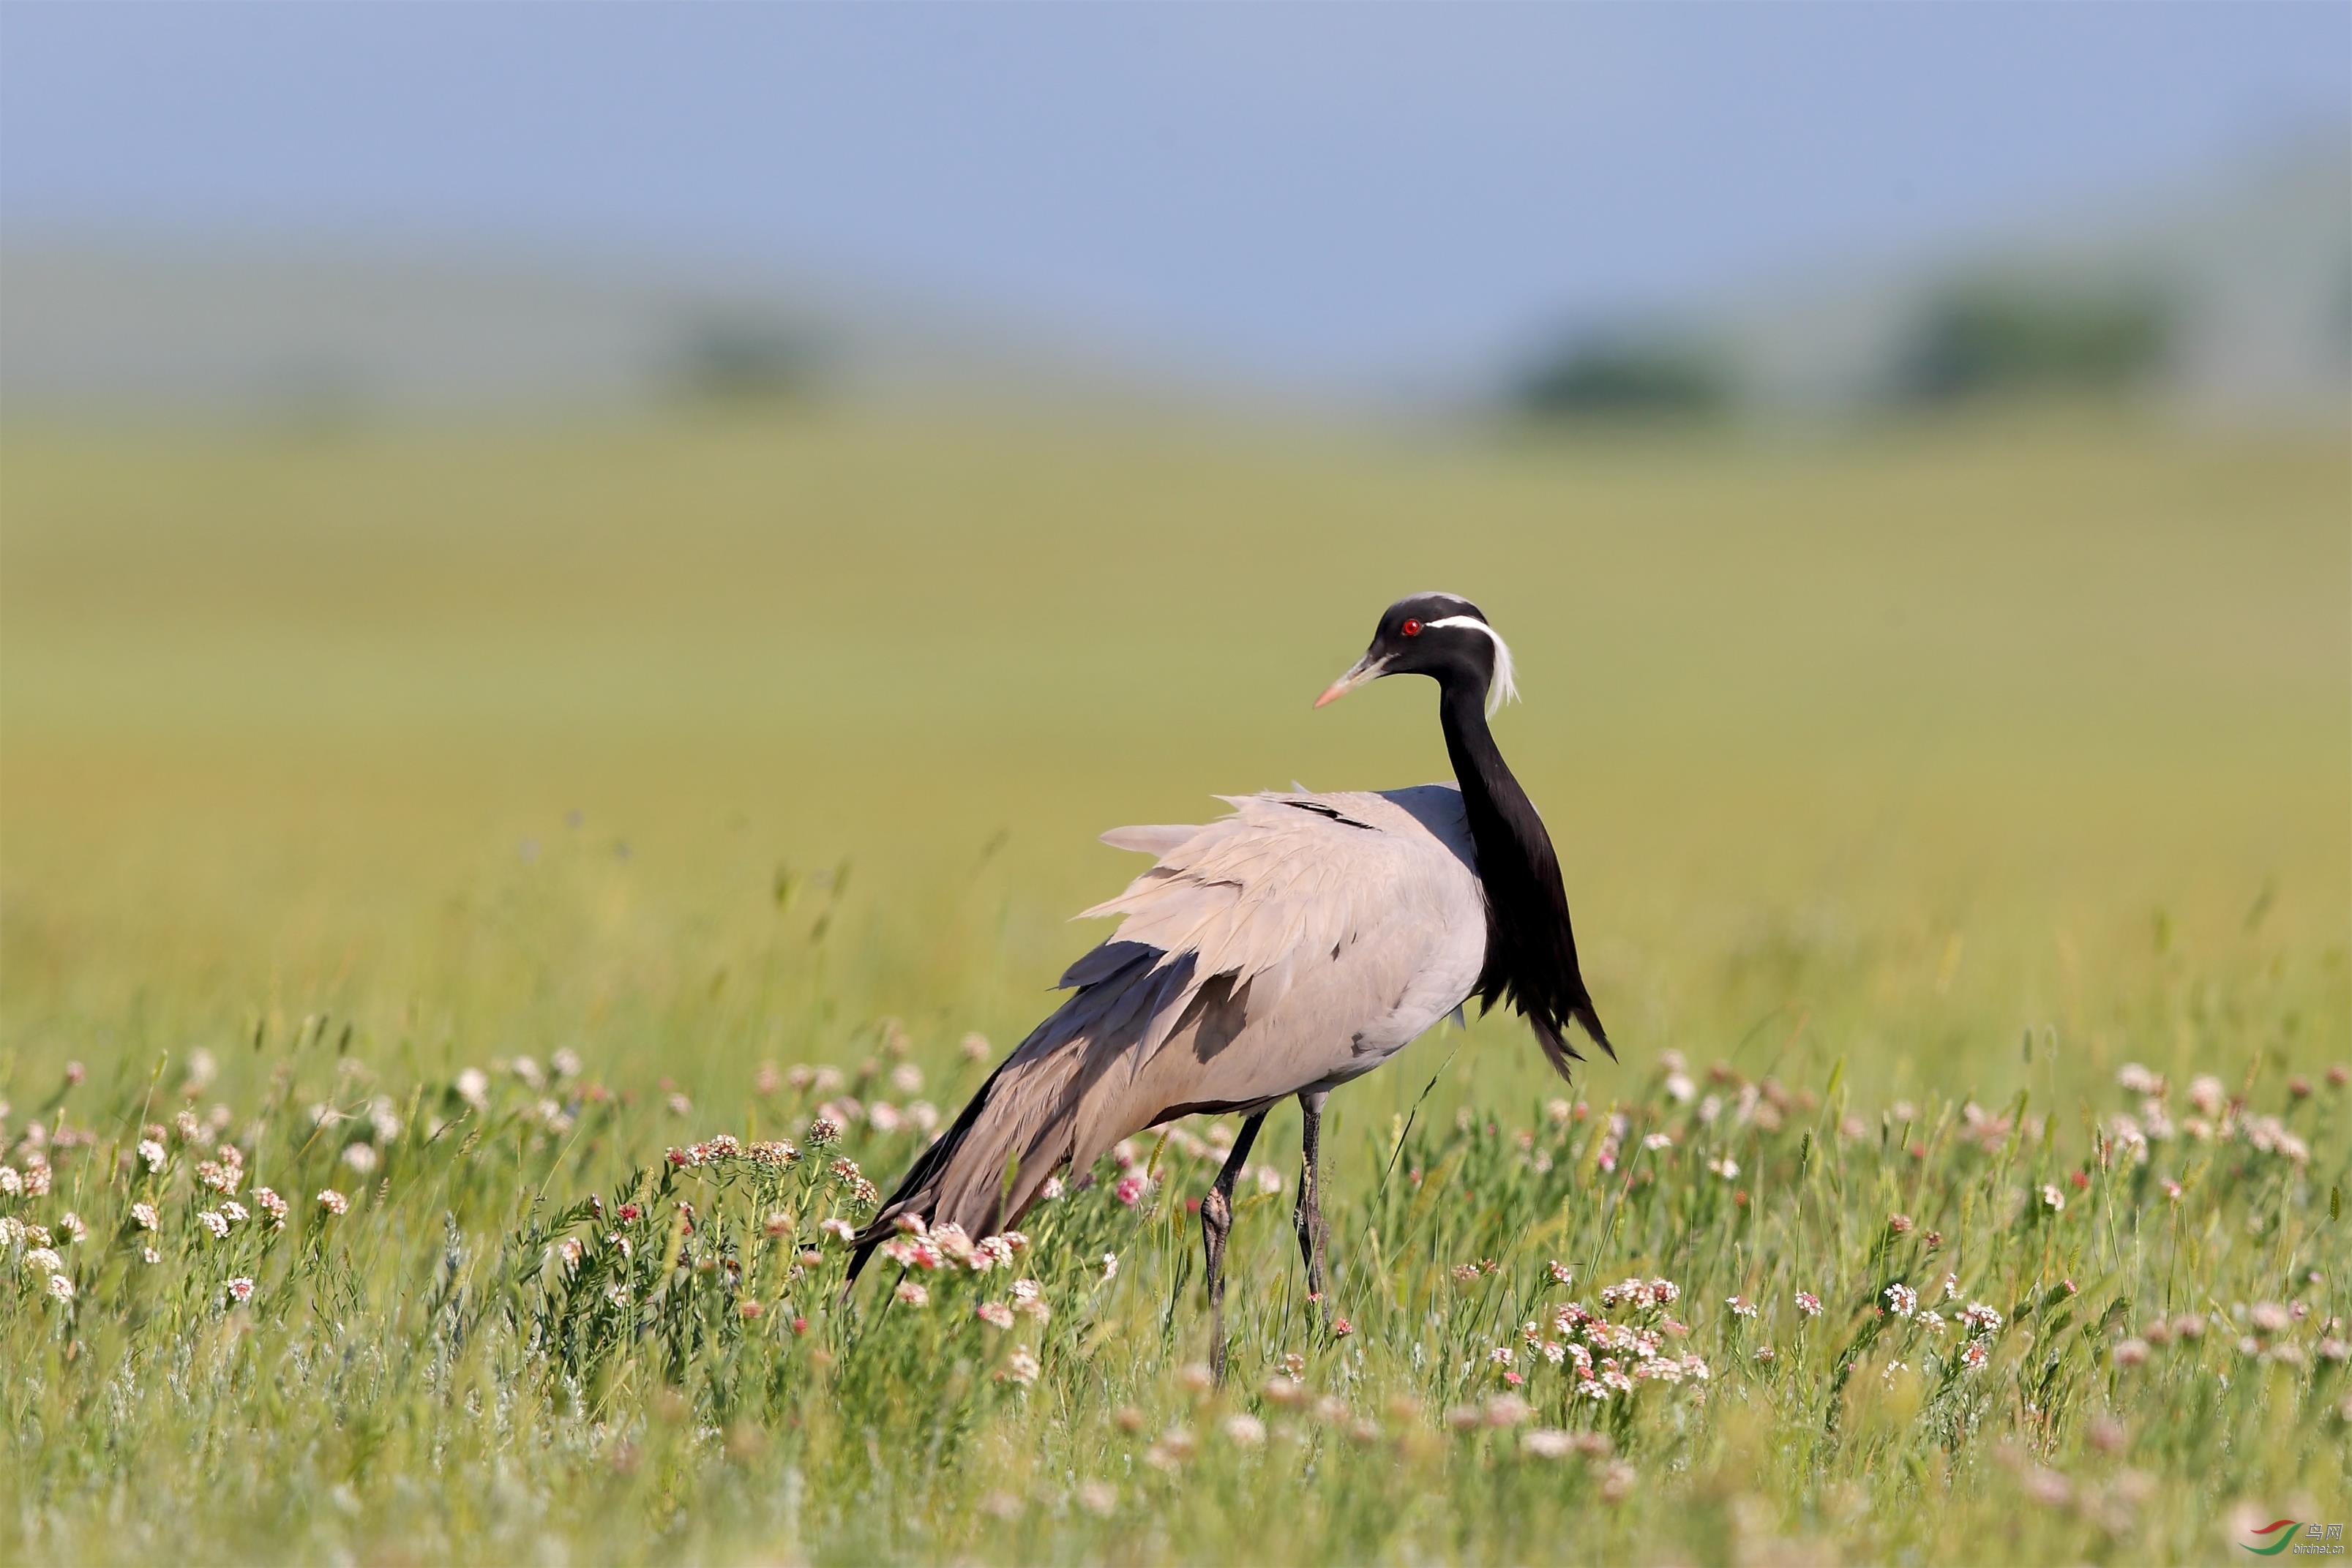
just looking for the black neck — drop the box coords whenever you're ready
[1437,672,1610,1070]
[1439,681,1530,866]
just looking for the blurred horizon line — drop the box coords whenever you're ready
[3,129,2345,429]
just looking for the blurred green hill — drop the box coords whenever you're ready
[6,143,2343,425]
[0,244,1188,422]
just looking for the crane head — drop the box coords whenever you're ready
[1315,592,1519,718]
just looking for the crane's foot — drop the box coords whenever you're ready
[1203,1188,1234,1384]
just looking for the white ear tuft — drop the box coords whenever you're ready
[1427,614,1519,716]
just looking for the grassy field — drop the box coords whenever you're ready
[1,408,2347,1563]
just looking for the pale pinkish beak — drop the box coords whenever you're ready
[1314,652,1385,708]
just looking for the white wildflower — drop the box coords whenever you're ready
[2187,1075,2225,1117]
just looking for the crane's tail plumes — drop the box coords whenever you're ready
[1527,999,1612,1085]
[848,1086,978,1272]
[846,943,1192,1283]
[844,1053,1055,1279]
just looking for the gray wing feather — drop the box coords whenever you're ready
[1076,787,1478,1078]
[1099,824,1197,856]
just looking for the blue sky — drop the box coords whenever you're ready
[2,4,2345,389]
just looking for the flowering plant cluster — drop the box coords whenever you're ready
[1491,1274,1711,1403]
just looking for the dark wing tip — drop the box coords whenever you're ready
[843,1223,885,1286]
[1576,999,1617,1062]
[1529,1013,1584,1083]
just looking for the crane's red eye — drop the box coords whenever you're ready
[1401,618,1422,637]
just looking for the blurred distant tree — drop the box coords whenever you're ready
[1511,333,1732,421]
[669,315,829,404]
[1898,279,2172,402]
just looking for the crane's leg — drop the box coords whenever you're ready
[1202,1110,1265,1385]
[1294,1089,1331,1323]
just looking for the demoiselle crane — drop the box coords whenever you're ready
[852,593,1611,1370]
